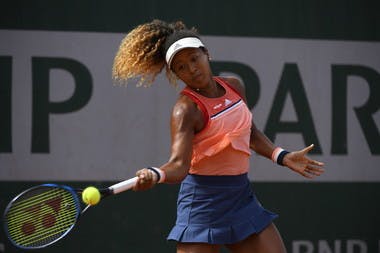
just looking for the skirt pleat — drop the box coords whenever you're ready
[167,173,278,244]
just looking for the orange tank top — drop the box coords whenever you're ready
[181,77,252,175]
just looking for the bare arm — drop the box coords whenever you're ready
[159,97,199,183]
[249,121,276,159]
[134,95,204,190]
[222,76,324,178]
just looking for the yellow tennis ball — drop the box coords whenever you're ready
[82,186,101,205]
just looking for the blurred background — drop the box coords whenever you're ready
[1,0,379,252]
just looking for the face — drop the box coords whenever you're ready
[170,48,212,89]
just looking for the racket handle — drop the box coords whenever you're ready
[109,177,138,194]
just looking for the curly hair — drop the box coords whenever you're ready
[112,19,199,86]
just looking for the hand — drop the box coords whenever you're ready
[282,144,325,179]
[133,168,158,191]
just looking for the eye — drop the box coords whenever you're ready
[176,64,185,72]
[191,54,199,62]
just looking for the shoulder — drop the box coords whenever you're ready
[171,94,204,131]
[218,76,247,102]
[174,94,199,116]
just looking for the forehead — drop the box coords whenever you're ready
[171,48,203,65]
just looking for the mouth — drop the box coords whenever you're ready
[192,73,202,81]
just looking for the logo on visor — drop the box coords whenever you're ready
[173,43,182,50]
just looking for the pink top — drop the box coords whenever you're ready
[181,77,252,175]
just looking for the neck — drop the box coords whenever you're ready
[196,79,220,98]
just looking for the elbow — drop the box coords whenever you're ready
[249,141,257,152]
[172,165,189,183]
[249,135,256,151]
[249,126,259,151]
[164,159,190,184]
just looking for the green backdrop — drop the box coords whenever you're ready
[1,0,379,252]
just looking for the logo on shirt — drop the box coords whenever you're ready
[213,99,233,110]
[224,99,232,106]
[213,103,222,109]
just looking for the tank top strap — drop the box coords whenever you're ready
[181,88,210,128]
[181,77,243,132]
[213,77,244,100]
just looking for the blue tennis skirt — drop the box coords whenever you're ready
[167,173,278,244]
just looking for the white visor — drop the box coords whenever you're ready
[165,37,205,67]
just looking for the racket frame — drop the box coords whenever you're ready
[3,184,81,250]
[3,177,138,250]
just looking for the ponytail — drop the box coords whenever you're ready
[112,19,199,86]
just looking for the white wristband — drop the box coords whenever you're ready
[147,167,166,184]
[271,147,284,163]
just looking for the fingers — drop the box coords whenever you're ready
[302,144,315,154]
[305,165,325,176]
[133,169,156,191]
[301,171,314,179]
[300,164,325,179]
[286,144,325,179]
[309,159,325,167]
[301,145,325,178]
[137,169,153,182]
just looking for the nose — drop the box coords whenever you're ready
[189,62,197,73]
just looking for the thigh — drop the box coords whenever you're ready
[225,223,287,253]
[177,242,221,253]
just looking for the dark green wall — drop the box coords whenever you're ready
[1,182,379,252]
[1,0,379,41]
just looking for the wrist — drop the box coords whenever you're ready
[271,147,290,166]
[147,167,166,183]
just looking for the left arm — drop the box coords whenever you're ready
[250,123,324,178]
[223,76,325,179]
[249,121,275,159]
[222,76,275,159]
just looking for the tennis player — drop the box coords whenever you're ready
[113,19,324,253]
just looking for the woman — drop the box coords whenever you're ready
[113,19,324,253]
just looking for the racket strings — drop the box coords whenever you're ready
[5,187,80,248]
[7,205,77,245]
[6,188,65,211]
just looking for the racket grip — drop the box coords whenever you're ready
[109,177,138,194]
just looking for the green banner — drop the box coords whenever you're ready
[1,182,379,252]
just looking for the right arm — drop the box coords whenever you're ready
[133,95,204,190]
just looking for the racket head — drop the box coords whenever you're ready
[3,184,81,249]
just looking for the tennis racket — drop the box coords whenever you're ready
[3,177,138,250]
